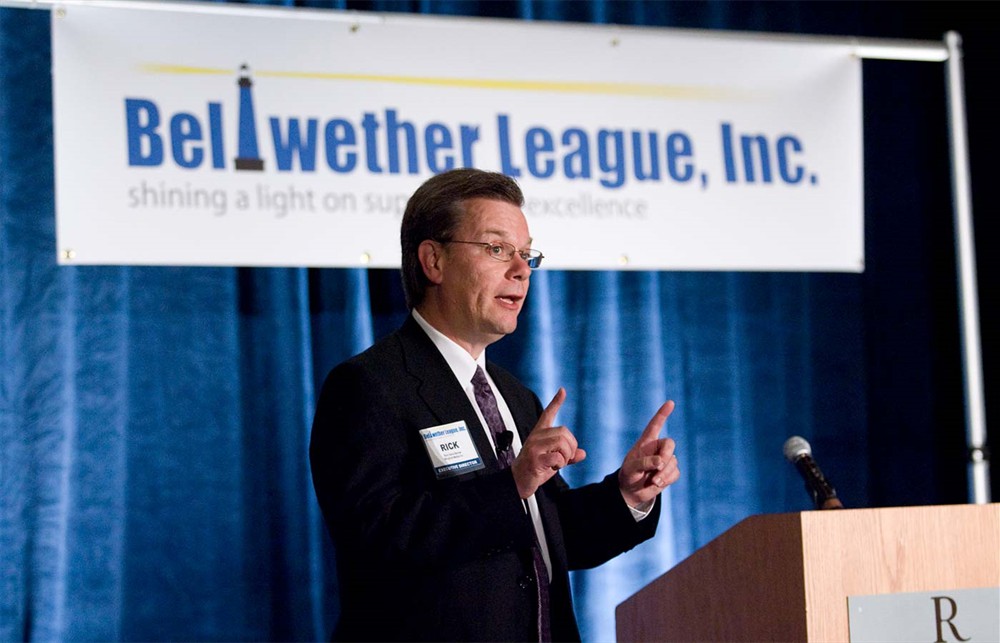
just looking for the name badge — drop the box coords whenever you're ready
[419,421,485,479]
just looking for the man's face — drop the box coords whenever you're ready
[433,198,532,356]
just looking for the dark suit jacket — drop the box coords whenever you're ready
[309,316,659,642]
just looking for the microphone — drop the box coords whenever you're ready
[496,430,514,454]
[783,436,844,510]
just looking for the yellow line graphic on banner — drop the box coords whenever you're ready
[140,64,733,100]
[141,64,232,76]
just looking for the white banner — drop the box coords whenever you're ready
[52,2,863,271]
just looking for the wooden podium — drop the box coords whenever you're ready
[616,504,1000,641]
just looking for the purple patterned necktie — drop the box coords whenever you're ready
[471,366,551,642]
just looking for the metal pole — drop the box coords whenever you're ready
[944,31,991,503]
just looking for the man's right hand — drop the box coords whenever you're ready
[511,388,586,499]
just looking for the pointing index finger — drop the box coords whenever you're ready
[537,387,566,428]
[638,400,675,443]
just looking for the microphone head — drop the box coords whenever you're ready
[497,430,514,452]
[783,436,812,462]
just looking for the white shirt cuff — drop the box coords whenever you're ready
[627,497,656,521]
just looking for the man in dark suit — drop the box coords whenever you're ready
[310,168,680,642]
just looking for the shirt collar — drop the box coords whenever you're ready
[411,309,486,386]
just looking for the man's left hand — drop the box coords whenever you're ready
[618,401,680,507]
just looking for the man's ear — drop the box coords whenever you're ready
[418,240,445,285]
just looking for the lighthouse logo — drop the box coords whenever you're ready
[234,63,264,172]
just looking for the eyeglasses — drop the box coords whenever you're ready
[439,240,544,269]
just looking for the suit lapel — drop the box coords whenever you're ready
[397,316,500,471]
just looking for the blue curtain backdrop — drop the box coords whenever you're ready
[2,1,996,641]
